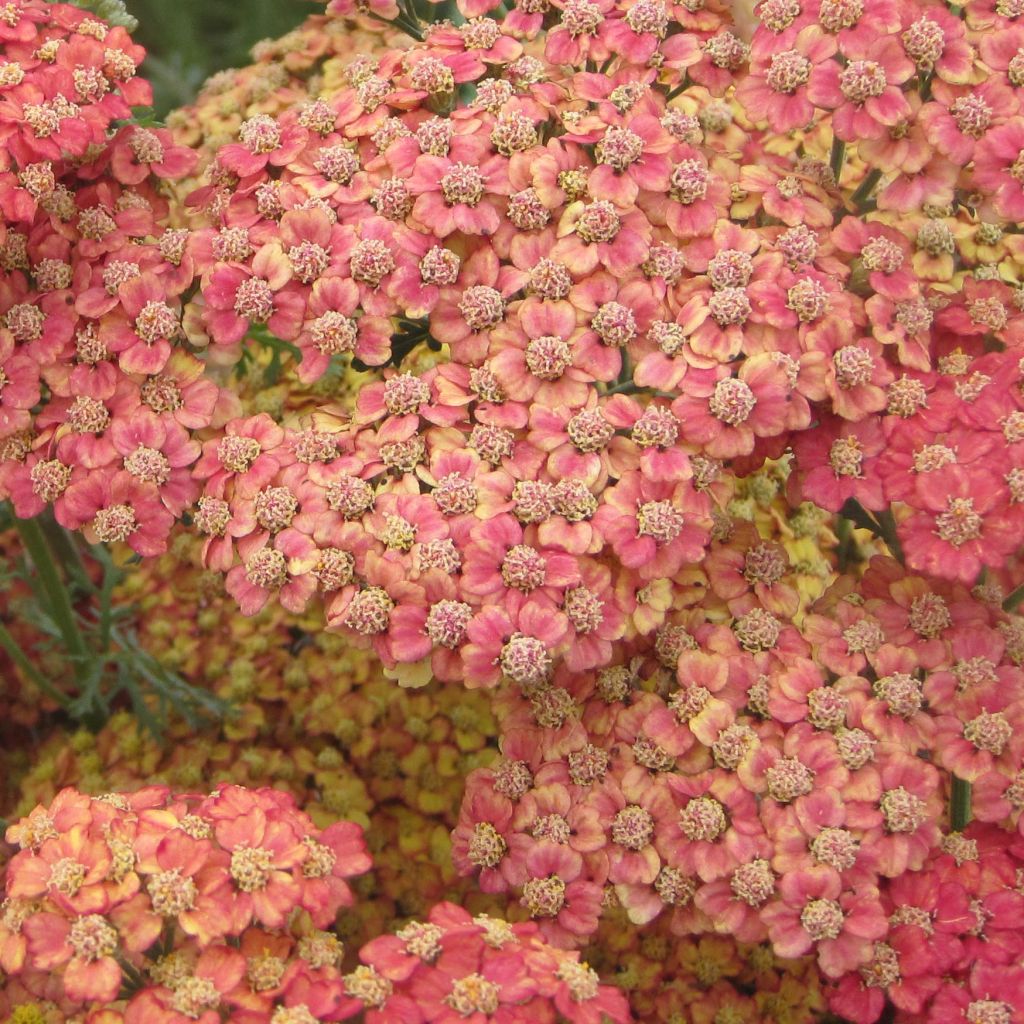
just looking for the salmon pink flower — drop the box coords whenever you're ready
[672,355,793,459]
[919,79,1016,166]
[899,466,1020,584]
[204,807,305,933]
[518,843,603,947]
[790,414,887,512]
[975,119,1024,222]
[295,821,372,927]
[544,0,615,66]
[461,513,580,612]
[124,945,247,1024]
[109,410,199,515]
[602,396,689,483]
[659,769,767,883]
[928,962,1024,1024]
[62,470,173,556]
[218,114,308,177]
[488,304,609,407]
[294,276,393,382]
[808,37,914,141]
[855,751,943,877]
[646,149,731,239]
[22,912,124,1004]
[583,114,674,207]
[898,3,973,84]
[527,397,632,489]
[933,692,1024,783]
[203,243,305,346]
[511,781,605,866]
[594,472,711,581]
[325,550,428,667]
[0,326,39,435]
[106,124,198,185]
[553,199,651,278]
[6,826,115,916]
[225,533,317,616]
[761,866,888,977]
[588,766,672,887]
[192,414,288,499]
[451,783,530,893]
[462,601,570,690]
[408,142,510,237]
[737,26,837,131]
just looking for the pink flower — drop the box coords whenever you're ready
[461,513,580,613]
[761,866,888,977]
[192,414,288,499]
[593,472,710,581]
[807,37,915,141]
[408,140,510,237]
[218,114,308,177]
[62,470,173,556]
[203,243,305,346]
[975,119,1024,222]
[22,912,124,1004]
[737,26,837,131]
[928,962,1024,1024]
[660,769,767,883]
[672,355,793,459]
[517,843,603,947]
[294,276,393,382]
[451,780,530,893]
[109,410,199,515]
[462,601,570,690]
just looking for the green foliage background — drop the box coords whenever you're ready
[126,0,310,115]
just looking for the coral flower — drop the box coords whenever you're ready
[761,866,888,977]
[62,470,173,556]
[593,472,710,581]
[659,770,767,883]
[408,141,510,237]
[671,355,793,459]
[518,843,603,948]
[737,26,836,131]
[203,243,305,346]
[22,912,124,1003]
[807,37,914,141]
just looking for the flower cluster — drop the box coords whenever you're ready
[0,785,628,1024]
[452,541,1024,1020]
[1,0,1023,666]
[2,0,1024,1021]
[0,785,371,1020]
[333,901,630,1023]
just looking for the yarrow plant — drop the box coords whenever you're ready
[1,0,1024,1020]
[0,785,628,1023]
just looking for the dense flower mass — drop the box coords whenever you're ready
[1,0,1024,1020]
[0,786,628,1023]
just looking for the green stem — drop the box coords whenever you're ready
[835,514,857,573]
[1003,582,1024,612]
[838,500,904,565]
[850,168,883,212]
[874,508,905,566]
[0,617,71,708]
[829,136,846,184]
[39,515,92,595]
[951,776,972,831]
[602,381,675,398]
[14,517,91,675]
[664,75,690,102]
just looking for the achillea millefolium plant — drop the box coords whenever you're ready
[2,0,1024,1020]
